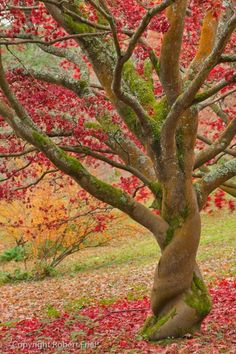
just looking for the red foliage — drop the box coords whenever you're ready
[0,0,235,212]
[0,278,235,353]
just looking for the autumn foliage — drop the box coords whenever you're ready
[0,0,235,343]
[0,278,235,353]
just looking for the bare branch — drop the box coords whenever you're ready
[6,5,39,10]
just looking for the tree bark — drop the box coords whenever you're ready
[141,197,211,340]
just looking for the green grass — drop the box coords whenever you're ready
[62,212,235,278]
[0,211,235,284]
[72,236,160,273]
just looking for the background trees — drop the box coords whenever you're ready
[0,0,235,341]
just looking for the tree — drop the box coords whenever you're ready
[0,0,235,340]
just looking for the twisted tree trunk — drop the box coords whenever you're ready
[141,191,211,340]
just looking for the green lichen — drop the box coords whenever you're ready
[141,309,177,339]
[185,273,212,317]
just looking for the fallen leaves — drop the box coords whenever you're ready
[0,278,235,353]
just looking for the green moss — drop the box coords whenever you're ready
[163,205,190,247]
[89,176,134,210]
[32,131,88,175]
[152,97,169,123]
[123,61,153,104]
[150,98,169,141]
[143,58,153,85]
[118,104,143,138]
[163,216,181,247]
[193,90,210,104]
[123,61,167,131]
[185,273,212,317]
[149,182,162,210]
[32,131,52,148]
[66,155,88,174]
[65,13,95,34]
[78,80,89,93]
[141,309,177,339]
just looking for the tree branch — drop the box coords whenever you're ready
[198,88,236,110]
[61,145,152,187]
[0,148,36,158]
[195,118,236,169]
[193,74,236,104]
[15,68,90,97]
[14,169,59,190]
[197,158,236,208]
[159,0,187,103]
[0,32,111,46]
[219,54,236,63]
[0,161,32,183]
[161,13,236,161]
[0,48,168,247]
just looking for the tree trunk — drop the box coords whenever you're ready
[141,209,212,340]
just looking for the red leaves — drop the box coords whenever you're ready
[1,278,235,353]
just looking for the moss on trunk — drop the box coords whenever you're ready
[184,273,212,317]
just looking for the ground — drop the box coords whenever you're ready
[0,211,235,353]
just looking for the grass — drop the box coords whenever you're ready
[0,211,235,284]
[60,211,235,278]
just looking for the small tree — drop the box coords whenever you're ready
[0,0,235,340]
[0,182,113,277]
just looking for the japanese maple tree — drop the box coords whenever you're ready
[0,0,235,340]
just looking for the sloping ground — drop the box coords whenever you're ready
[1,212,235,324]
[0,278,235,353]
[0,212,235,352]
